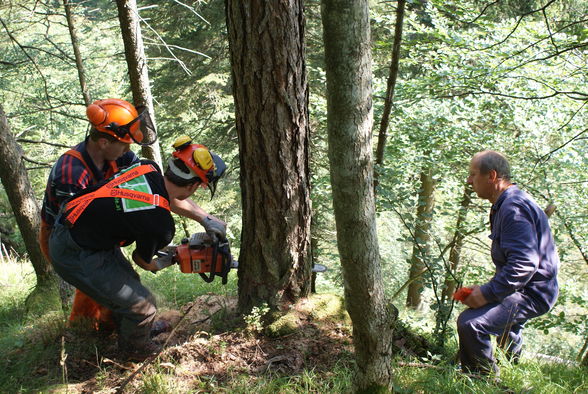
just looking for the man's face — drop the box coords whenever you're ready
[175,181,202,201]
[467,158,492,200]
[103,140,131,161]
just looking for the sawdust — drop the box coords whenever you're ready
[59,294,355,393]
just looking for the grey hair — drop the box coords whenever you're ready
[476,151,511,181]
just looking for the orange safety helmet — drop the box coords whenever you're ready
[86,99,145,144]
[169,135,226,198]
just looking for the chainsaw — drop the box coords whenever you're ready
[154,232,327,284]
[155,232,238,284]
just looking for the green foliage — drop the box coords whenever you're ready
[245,302,270,334]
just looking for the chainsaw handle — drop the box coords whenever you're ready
[199,272,215,283]
[199,239,220,283]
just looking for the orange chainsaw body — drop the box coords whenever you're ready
[176,242,225,274]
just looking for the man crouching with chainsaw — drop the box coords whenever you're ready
[49,136,226,360]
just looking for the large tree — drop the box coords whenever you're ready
[321,0,395,391]
[225,0,312,313]
[0,104,60,314]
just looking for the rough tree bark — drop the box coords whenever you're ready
[406,167,435,309]
[0,104,60,313]
[374,0,406,190]
[321,0,395,391]
[225,0,312,313]
[62,0,91,106]
[116,0,162,167]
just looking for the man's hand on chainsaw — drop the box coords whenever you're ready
[153,252,176,271]
[202,216,226,242]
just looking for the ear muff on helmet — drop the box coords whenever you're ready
[168,135,226,198]
[193,147,214,171]
[86,99,156,146]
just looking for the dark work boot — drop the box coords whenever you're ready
[150,319,172,337]
[119,339,162,361]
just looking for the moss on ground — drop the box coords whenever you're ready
[265,293,350,337]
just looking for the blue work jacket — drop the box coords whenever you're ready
[479,185,559,312]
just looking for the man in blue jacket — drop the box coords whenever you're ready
[457,150,559,375]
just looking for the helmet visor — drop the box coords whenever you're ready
[106,106,157,146]
[207,153,226,199]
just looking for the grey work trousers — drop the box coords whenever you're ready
[457,290,549,374]
[49,222,156,347]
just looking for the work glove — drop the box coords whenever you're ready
[202,216,226,242]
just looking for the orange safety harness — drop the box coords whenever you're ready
[63,164,170,226]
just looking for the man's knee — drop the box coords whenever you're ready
[457,310,477,335]
[130,295,157,324]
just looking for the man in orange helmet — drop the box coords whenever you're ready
[41,99,146,254]
[40,98,143,330]
[48,139,226,360]
[41,99,227,330]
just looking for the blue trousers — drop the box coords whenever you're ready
[457,291,549,374]
[49,222,156,348]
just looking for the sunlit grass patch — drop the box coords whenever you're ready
[0,258,36,350]
[217,362,353,393]
[140,263,238,309]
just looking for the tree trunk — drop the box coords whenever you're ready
[116,0,162,168]
[321,1,394,391]
[374,0,406,191]
[433,184,472,347]
[406,167,435,310]
[0,104,60,313]
[225,0,312,313]
[62,0,91,107]
[441,184,473,301]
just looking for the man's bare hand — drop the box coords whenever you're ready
[462,285,488,309]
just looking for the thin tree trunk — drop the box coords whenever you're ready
[560,213,588,266]
[578,334,588,364]
[433,184,472,346]
[0,104,60,312]
[116,0,162,168]
[225,0,312,313]
[374,0,406,190]
[62,0,91,106]
[441,184,473,301]
[321,1,394,391]
[406,167,435,310]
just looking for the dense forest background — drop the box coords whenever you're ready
[1,0,588,391]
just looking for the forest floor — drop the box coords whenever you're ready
[31,294,357,393]
[4,291,586,393]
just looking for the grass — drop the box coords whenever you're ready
[139,263,238,309]
[392,358,588,393]
[0,259,35,351]
[0,258,586,393]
